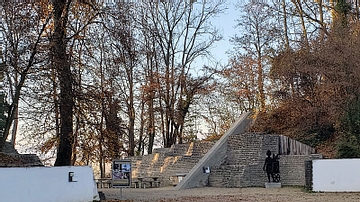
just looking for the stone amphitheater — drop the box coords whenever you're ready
[128,113,322,189]
[128,133,322,188]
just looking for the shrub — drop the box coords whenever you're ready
[336,137,360,158]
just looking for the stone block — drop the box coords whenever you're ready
[265,182,282,188]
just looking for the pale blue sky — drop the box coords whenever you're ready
[211,2,239,65]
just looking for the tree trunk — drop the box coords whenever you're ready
[127,64,135,156]
[128,103,135,156]
[137,98,145,155]
[317,0,325,41]
[255,24,265,111]
[53,0,74,166]
[356,0,359,21]
[294,0,309,48]
[10,106,18,148]
[147,96,155,154]
[282,0,289,49]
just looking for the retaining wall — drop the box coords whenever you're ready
[313,159,360,192]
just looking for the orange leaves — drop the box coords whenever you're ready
[140,82,161,94]
[232,89,252,99]
[40,137,59,154]
[252,20,360,156]
[203,133,222,142]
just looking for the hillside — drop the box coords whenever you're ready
[251,111,343,159]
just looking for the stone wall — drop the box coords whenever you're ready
[209,134,278,187]
[227,133,265,165]
[304,160,313,191]
[208,133,321,188]
[208,165,244,187]
[246,133,278,185]
[129,141,215,187]
[278,155,311,186]
[209,154,322,188]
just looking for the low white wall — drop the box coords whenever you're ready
[0,166,99,202]
[313,159,360,192]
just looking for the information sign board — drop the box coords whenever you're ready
[112,159,131,188]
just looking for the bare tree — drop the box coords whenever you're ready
[106,3,138,156]
[231,2,280,112]
[0,3,50,152]
[139,1,225,150]
[50,0,102,166]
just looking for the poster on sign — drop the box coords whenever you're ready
[112,159,131,188]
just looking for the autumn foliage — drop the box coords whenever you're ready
[252,20,360,158]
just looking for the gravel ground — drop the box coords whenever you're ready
[99,186,360,202]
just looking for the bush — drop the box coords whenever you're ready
[336,138,360,158]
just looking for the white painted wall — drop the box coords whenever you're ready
[313,159,360,192]
[0,166,100,202]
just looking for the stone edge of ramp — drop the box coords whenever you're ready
[175,111,252,190]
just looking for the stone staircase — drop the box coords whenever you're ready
[129,141,215,187]
[208,133,320,188]
[129,133,319,188]
[209,133,268,187]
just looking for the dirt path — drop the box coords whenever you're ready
[99,186,360,202]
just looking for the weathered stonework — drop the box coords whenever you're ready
[304,160,313,191]
[208,133,322,188]
[129,141,215,187]
[128,133,321,188]
[0,142,43,167]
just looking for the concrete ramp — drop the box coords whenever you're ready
[175,111,252,190]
